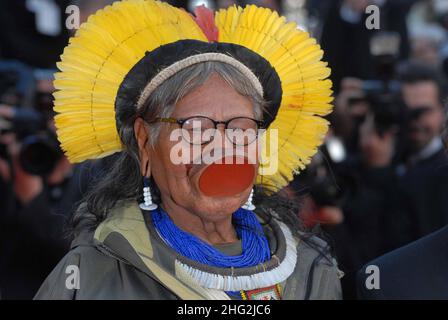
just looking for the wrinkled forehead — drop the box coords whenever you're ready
[170,74,255,118]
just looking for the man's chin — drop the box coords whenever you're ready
[192,189,246,211]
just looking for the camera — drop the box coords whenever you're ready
[0,106,63,176]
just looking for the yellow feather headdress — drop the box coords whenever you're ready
[54,0,333,193]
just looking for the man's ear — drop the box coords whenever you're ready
[134,117,151,176]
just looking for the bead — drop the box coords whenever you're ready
[242,203,256,210]
[139,202,158,211]
[242,188,255,210]
[151,207,269,269]
[140,179,157,211]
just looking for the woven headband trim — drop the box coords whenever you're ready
[136,52,264,109]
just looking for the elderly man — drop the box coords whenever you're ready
[34,0,341,300]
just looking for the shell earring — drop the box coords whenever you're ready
[139,177,158,211]
[242,188,255,210]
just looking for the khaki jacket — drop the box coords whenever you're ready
[35,201,342,300]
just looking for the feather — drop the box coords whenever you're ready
[215,5,333,193]
[54,0,206,163]
[192,5,218,42]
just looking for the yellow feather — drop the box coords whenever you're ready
[216,5,333,192]
[54,0,206,163]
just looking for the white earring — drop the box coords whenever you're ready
[242,188,255,210]
[139,177,158,211]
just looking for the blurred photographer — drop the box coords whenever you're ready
[357,61,448,300]
[0,74,87,299]
[395,61,448,240]
[0,0,70,69]
[0,0,130,300]
[320,0,416,93]
[330,26,403,157]
[325,96,405,298]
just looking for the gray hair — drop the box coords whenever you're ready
[137,61,265,146]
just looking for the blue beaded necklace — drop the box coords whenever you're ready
[151,207,271,268]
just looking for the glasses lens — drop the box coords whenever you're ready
[182,117,215,145]
[227,118,260,146]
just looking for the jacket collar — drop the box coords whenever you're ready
[92,200,207,299]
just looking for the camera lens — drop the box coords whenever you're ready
[19,133,62,175]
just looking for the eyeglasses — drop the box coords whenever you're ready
[148,116,265,146]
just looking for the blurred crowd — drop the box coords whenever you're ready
[1,0,447,300]
[292,0,448,298]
